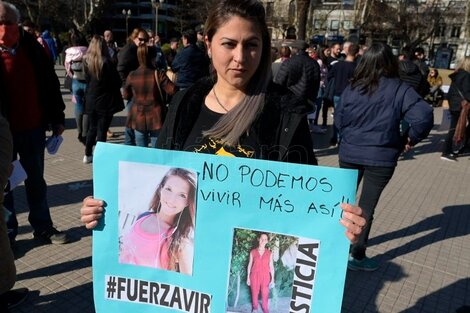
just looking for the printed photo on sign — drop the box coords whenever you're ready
[226,228,320,313]
[118,161,198,275]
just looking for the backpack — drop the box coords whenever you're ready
[71,60,86,81]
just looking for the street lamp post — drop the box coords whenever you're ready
[122,9,131,39]
[151,0,164,37]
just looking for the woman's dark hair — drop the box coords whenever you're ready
[203,0,272,146]
[350,42,399,95]
[319,45,329,64]
[69,28,88,47]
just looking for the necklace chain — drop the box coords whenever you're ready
[212,87,229,112]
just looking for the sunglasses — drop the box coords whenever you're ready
[138,38,148,42]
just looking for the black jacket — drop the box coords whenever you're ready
[399,60,429,97]
[0,30,65,131]
[274,51,320,110]
[117,42,138,86]
[84,60,124,116]
[156,78,317,165]
[447,69,470,112]
[171,44,209,89]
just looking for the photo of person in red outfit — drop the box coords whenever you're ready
[247,233,274,313]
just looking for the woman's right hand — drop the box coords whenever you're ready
[80,196,104,229]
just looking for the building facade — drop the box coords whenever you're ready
[261,0,469,69]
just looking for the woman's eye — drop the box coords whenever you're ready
[222,42,236,48]
[179,194,187,199]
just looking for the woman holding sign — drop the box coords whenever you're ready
[119,168,196,275]
[247,233,274,313]
[81,0,365,251]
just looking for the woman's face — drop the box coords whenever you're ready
[258,234,268,248]
[159,175,191,217]
[206,16,263,91]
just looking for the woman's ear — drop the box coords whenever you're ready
[205,36,211,58]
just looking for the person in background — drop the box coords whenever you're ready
[327,42,341,68]
[335,43,433,271]
[441,57,470,162]
[123,44,175,147]
[0,1,69,245]
[82,35,124,163]
[0,114,29,313]
[309,45,328,133]
[274,40,320,118]
[426,68,443,107]
[195,24,206,54]
[165,37,179,68]
[117,28,149,146]
[103,29,118,64]
[146,31,167,72]
[340,41,352,60]
[103,29,119,139]
[271,45,290,79]
[319,45,331,127]
[398,48,429,97]
[327,43,359,146]
[21,20,52,59]
[171,29,209,90]
[413,47,430,78]
[64,29,88,145]
[40,29,58,63]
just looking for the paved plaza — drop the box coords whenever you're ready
[8,66,470,313]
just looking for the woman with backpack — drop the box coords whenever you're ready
[64,30,88,145]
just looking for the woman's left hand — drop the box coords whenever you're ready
[340,203,366,243]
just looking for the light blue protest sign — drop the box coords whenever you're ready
[92,142,357,313]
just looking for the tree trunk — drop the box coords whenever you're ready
[297,0,311,40]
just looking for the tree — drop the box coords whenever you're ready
[9,0,112,32]
[297,0,311,40]
[360,0,454,50]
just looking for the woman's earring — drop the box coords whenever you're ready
[208,51,211,59]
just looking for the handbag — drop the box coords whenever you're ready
[154,70,176,105]
[453,99,469,145]
[322,77,335,103]
[165,68,177,83]
[453,89,470,146]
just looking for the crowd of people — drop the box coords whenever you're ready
[0,0,469,312]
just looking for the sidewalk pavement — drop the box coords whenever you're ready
[9,66,470,313]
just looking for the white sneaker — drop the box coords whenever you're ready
[83,155,93,164]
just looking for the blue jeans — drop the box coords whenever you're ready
[331,95,341,143]
[314,86,325,125]
[135,130,159,148]
[4,128,53,239]
[124,100,135,146]
[72,79,87,137]
[339,161,396,260]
